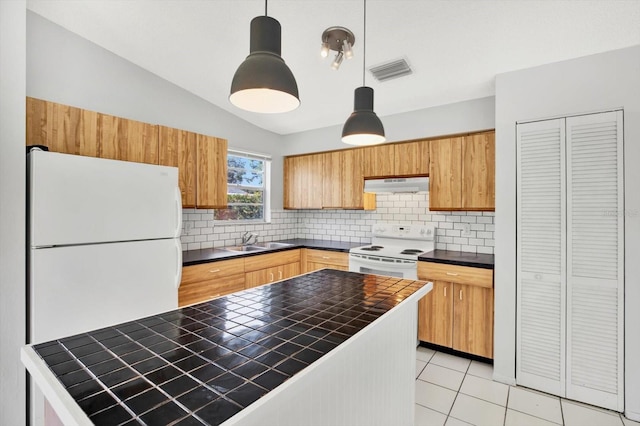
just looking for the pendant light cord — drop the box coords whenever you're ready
[362,0,366,86]
[265,0,268,16]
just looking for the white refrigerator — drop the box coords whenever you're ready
[27,149,183,425]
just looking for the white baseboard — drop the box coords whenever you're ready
[493,373,516,386]
[623,409,640,422]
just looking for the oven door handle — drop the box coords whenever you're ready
[350,255,416,270]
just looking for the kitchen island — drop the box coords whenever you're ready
[22,269,431,425]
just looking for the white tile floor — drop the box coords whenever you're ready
[415,346,640,426]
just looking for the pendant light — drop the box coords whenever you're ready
[229,0,300,113]
[341,0,385,145]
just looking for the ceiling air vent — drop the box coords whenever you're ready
[369,58,413,82]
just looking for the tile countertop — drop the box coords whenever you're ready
[418,249,495,269]
[22,269,430,426]
[182,239,361,267]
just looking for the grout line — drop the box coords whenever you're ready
[503,385,510,426]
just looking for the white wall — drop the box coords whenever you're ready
[0,1,27,425]
[26,11,288,209]
[282,96,495,155]
[494,45,640,419]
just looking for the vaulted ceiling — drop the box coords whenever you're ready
[27,0,640,135]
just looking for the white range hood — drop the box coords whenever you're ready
[364,177,429,193]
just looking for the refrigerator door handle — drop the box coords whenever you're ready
[175,239,183,288]
[175,187,183,238]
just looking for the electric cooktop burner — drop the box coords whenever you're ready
[361,245,384,251]
[400,249,424,255]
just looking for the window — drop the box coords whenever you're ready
[214,150,270,222]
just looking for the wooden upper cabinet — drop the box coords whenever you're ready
[197,134,227,209]
[429,137,463,210]
[26,97,100,156]
[363,144,395,178]
[322,151,343,208]
[394,140,429,176]
[99,114,159,164]
[284,155,323,209]
[158,126,197,208]
[462,132,495,210]
[343,149,375,210]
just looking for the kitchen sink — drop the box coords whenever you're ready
[254,242,294,249]
[224,245,267,252]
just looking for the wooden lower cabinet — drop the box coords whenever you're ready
[304,249,349,272]
[418,262,494,358]
[452,282,493,357]
[244,249,301,288]
[179,258,245,306]
[417,281,453,348]
[246,262,300,288]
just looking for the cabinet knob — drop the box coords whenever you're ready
[444,287,447,297]
[270,272,274,282]
[209,269,221,273]
[279,271,283,279]
[322,256,330,259]
[459,289,463,300]
[446,272,459,276]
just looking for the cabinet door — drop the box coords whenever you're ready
[279,262,300,281]
[417,281,452,347]
[99,114,159,164]
[283,155,323,209]
[453,283,493,358]
[158,126,197,207]
[342,149,376,210]
[363,144,395,178]
[197,134,227,208]
[429,137,462,210]
[394,140,429,176]
[245,268,274,288]
[26,97,100,157]
[322,151,343,208]
[462,132,495,210]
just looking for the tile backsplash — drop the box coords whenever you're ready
[181,193,494,254]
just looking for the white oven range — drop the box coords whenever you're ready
[349,223,436,280]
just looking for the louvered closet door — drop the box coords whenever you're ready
[516,119,567,396]
[566,111,624,411]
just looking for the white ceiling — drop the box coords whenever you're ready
[26,0,640,135]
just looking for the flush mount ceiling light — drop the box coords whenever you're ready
[229,0,300,113]
[320,26,355,70]
[341,0,386,146]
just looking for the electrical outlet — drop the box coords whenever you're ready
[462,223,471,236]
[184,222,193,235]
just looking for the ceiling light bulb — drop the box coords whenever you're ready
[331,51,344,70]
[320,41,330,58]
[343,40,353,59]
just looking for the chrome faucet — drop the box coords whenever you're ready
[241,231,259,246]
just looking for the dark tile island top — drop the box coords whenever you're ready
[418,249,495,269]
[182,239,361,266]
[28,270,427,426]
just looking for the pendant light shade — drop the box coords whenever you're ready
[341,0,385,145]
[342,87,385,145]
[230,15,300,113]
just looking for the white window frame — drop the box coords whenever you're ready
[213,149,271,224]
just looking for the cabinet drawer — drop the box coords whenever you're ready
[181,258,245,285]
[179,274,245,306]
[305,249,349,267]
[418,262,492,288]
[244,249,301,272]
